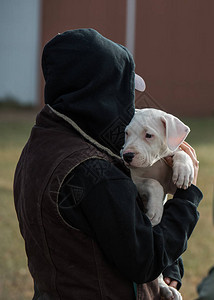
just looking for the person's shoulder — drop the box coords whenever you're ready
[59,158,134,205]
[75,158,130,183]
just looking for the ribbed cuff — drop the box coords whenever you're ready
[173,185,203,207]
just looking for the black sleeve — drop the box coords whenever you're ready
[162,257,184,290]
[59,158,203,284]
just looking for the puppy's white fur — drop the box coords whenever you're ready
[121,108,194,223]
[121,108,193,300]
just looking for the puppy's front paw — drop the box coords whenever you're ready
[160,285,182,300]
[146,207,163,226]
[172,150,194,189]
[136,178,165,226]
[158,275,182,300]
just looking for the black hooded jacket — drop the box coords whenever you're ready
[41,29,202,287]
[42,28,135,155]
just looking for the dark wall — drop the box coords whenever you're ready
[135,0,214,116]
[40,0,127,106]
[41,0,126,46]
[40,0,214,116]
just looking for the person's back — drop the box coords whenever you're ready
[14,106,138,299]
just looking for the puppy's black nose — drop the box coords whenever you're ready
[123,152,135,163]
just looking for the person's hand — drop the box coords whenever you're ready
[179,141,199,185]
[164,141,199,186]
[163,277,179,289]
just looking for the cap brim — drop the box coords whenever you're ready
[135,74,146,92]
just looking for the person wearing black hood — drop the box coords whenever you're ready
[13,29,202,300]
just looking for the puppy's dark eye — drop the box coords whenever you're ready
[145,133,153,139]
[125,131,129,136]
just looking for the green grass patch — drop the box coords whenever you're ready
[179,117,214,299]
[0,109,36,300]
[183,117,214,146]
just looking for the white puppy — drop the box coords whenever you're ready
[121,108,194,300]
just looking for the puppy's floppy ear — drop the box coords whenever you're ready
[161,114,190,151]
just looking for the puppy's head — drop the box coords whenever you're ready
[121,108,190,168]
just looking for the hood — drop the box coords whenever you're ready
[42,28,135,155]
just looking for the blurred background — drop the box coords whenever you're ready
[0,0,213,299]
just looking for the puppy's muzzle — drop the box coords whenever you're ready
[123,152,135,163]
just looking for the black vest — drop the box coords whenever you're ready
[14,105,159,300]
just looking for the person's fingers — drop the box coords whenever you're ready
[163,156,173,168]
[163,277,171,285]
[182,141,195,153]
[179,142,199,168]
[180,142,199,185]
[182,141,196,157]
[163,277,179,289]
[180,142,196,160]
[168,280,178,289]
